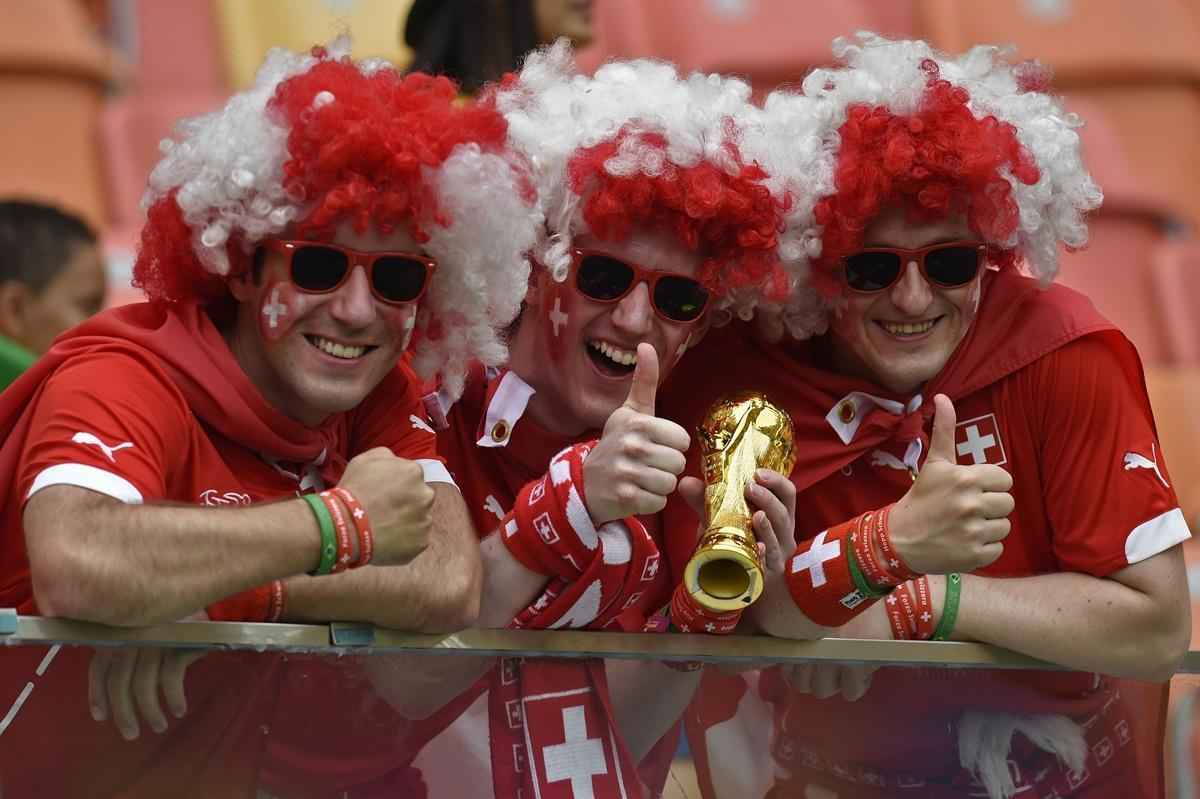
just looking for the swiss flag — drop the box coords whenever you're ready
[953,413,1007,466]
[522,689,628,798]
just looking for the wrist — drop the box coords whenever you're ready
[501,440,600,579]
[300,494,337,576]
[931,572,962,641]
[784,511,889,627]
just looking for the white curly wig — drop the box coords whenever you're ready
[486,39,798,325]
[746,31,1103,331]
[136,36,543,399]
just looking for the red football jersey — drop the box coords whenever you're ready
[660,275,1188,798]
[0,347,448,798]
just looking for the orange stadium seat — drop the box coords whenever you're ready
[99,0,230,246]
[1144,367,1200,528]
[1052,97,1187,366]
[0,0,113,232]
[577,0,917,94]
[916,0,1200,85]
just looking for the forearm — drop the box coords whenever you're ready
[362,652,495,720]
[477,531,548,627]
[951,568,1189,681]
[606,659,701,760]
[26,487,319,626]
[284,483,482,632]
[748,569,838,640]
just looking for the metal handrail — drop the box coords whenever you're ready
[6,614,1200,673]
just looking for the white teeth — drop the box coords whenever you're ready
[312,336,367,359]
[588,340,638,366]
[881,320,936,336]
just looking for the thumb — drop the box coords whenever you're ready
[622,343,660,415]
[678,476,706,520]
[926,393,958,464]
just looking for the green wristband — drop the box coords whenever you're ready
[932,573,962,641]
[302,493,337,576]
[847,538,888,600]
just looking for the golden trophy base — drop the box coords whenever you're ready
[683,526,764,613]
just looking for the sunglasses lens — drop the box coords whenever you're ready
[577,254,635,301]
[654,275,709,322]
[291,246,350,292]
[924,246,981,287]
[844,251,902,292]
[372,256,430,303]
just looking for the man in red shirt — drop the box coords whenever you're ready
[663,34,1192,799]
[358,42,801,799]
[0,39,541,797]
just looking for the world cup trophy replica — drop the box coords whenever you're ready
[683,392,797,612]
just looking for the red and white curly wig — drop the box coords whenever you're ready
[136,37,542,398]
[748,32,1103,332]
[486,40,795,325]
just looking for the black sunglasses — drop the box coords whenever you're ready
[842,241,987,293]
[572,249,709,323]
[263,240,437,304]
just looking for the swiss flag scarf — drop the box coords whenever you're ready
[468,370,667,799]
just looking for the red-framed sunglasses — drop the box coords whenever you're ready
[841,241,987,293]
[263,240,437,305]
[571,248,710,323]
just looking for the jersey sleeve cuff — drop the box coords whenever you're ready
[416,458,456,487]
[1125,507,1191,565]
[26,463,144,504]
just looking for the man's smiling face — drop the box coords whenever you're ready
[829,207,984,395]
[229,222,421,426]
[524,227,707,434]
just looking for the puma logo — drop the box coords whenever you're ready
[483,494,506,520]
[1123,444,1169,488]
[409,414,435,434]
[869,449,908,471]
[71,432,134,463]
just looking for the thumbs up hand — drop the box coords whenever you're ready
[888,394,1015,574]
[583,343,692,525]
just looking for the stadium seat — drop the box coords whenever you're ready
[0,0,113,232]
[1051,97,1187,365]
[99,0,230,245]
[577,0,917,94]
[915,0,1200,86]
[1144,367,1200,529]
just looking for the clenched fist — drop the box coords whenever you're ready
[583,343,691,525]
[889,394,1014,574]
[337,447,434,566]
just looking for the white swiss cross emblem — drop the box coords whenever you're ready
[790,530,839,588]
[954,413,1007,466]
[533,512,559,545]
[542,705,607,798]
[641,554,660,582]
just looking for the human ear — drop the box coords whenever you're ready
[0,281,32,342]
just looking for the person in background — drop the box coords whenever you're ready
[0,199,105,387]
[404,0,593,93]
[663,33,1190,799]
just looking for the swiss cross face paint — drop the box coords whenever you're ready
[541,275,576,364]
[258,278,308,342]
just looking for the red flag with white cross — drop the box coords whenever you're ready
[953,413,1007,466]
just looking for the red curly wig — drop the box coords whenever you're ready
[134,46,509,305]
[567,127,792,302]
[810,60,1041,297]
